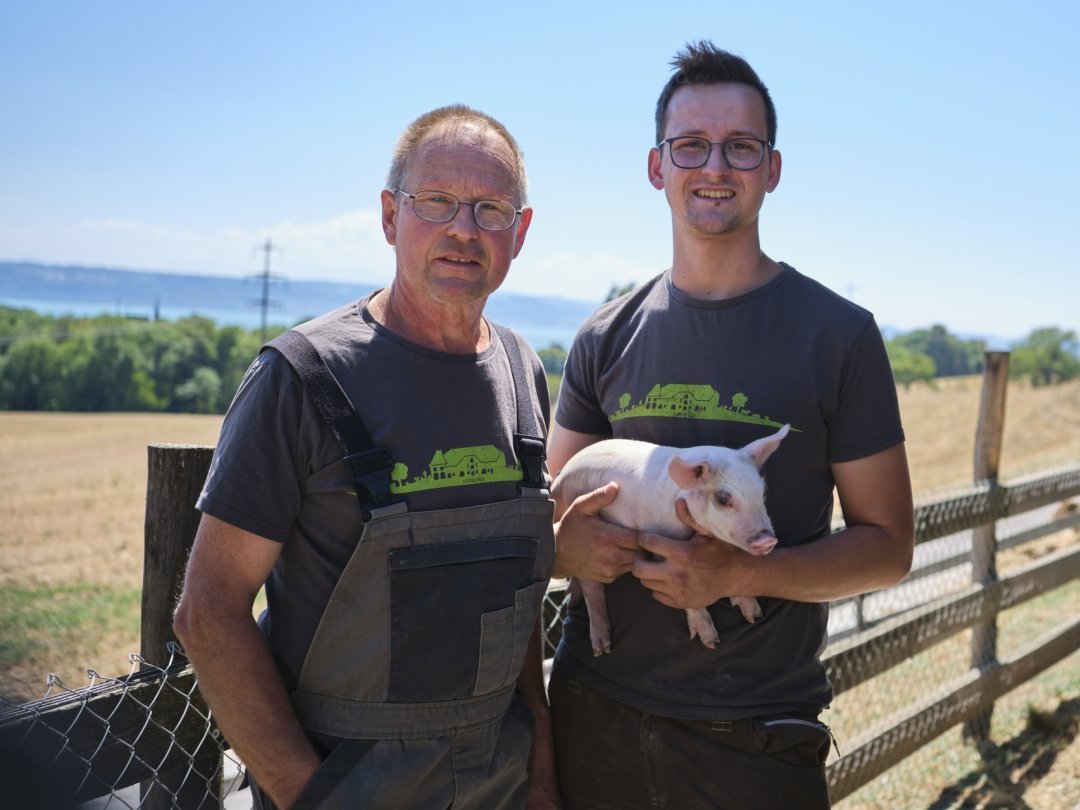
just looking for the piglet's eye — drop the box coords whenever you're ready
[714,490,733,508]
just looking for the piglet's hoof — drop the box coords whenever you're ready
[590,628,612,656]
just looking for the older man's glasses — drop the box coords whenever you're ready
[657,137,770,171]
[393,189,521,232]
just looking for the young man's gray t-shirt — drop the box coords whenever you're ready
[555,264,904,720]
[197,295,550,686]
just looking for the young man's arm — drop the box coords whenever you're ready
[173,514,321,810]
[633,443,915,606]
[548,421,646,582]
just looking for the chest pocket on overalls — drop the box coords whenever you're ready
[388,535,540,701]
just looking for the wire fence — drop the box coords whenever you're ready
[3,469,1079,808]
[0,645,240,809]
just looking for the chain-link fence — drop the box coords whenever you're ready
[0,645,243,809]
[3,469,1079,808]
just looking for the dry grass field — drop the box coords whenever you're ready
[1,377,1078,806]
[0,413,223,701]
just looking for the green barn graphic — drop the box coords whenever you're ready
[609,383,790,430]
[391,444,523,494]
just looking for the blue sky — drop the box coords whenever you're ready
[2,1,1077,343]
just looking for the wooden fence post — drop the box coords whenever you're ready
[963,351,1009,742]
[141,444,214,665]
[140,444,220,808]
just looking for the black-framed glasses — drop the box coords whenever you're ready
[392,188,521,232]
[657,137,771,170]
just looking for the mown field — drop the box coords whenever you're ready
[1,377,1079,807]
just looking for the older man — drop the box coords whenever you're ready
[175,105,608,809]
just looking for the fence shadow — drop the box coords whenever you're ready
[928,696,1080,810]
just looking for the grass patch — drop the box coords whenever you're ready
[0,582,141,669]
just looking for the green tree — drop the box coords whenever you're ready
[537,343,567,375]
[148,318,219,411]
[175,367,223,412]
[604,282,636,303]
[0,339,70,409]
[891,324,984,377]
[0,306,54,358]
[74,333,163,411]
[886,343,937,388]
[0,309,278,413]
[216,327,264,411]
[1009,327,1080,386]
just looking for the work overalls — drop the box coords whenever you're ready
[254,327,555,810]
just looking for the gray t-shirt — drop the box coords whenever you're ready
[555,264,904,720]
[197,295,550,685]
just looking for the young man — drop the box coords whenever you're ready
[547,43,915,809]
[174,105,621,809]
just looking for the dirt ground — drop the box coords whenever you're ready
[1,378,1078,805]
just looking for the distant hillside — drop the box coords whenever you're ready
[0,261,600,348]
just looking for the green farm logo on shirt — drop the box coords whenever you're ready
[609,383,788,430]
[390,444,522,494]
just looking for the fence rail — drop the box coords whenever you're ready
[829,464,1080,640]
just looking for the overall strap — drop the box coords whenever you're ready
[492,324,547,492]
[266,330,404,520]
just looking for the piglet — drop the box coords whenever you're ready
[552,424,789,655]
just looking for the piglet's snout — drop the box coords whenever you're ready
[747,533,778,556]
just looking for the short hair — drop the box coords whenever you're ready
[654,41,778,147]
[386,104,529,206]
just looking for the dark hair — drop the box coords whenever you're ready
[654,41,777,147]
[386,104,528,206]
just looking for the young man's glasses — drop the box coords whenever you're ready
[657,137,771,171]
[392,189,521,232]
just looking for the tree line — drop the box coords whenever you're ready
[0,307,281,413]
[539,323,1079,390]
[882,324,1079,388]
[1,306,1077,415]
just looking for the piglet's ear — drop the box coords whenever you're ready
[742,424,790,470]
[668,456,711,490]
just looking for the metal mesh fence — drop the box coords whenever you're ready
[0,644,246,809]
[3,475,1079,808]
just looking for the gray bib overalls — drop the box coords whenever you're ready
[255,327,555,810]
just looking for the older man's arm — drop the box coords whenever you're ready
[173,514,321,810]
[633,443,915,607]
[517,624,561,809]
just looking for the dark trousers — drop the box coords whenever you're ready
[548,662,832,810]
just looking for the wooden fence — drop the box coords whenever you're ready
[2,353,1079,806]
